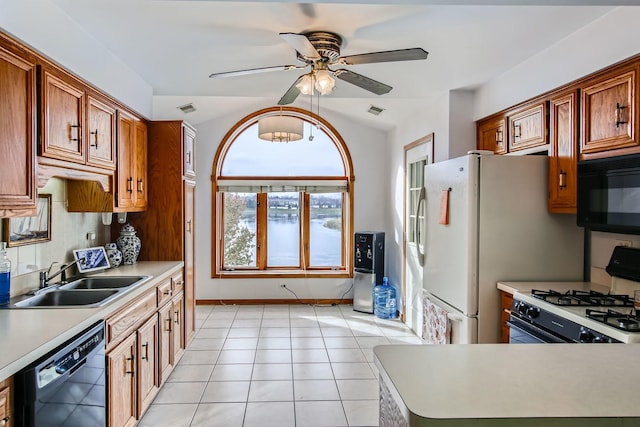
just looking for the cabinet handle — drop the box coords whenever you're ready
[186,220,192,233]
[1,416,10,426]
[615,102,628,128]
[89,129,99,148]
[175,280,184,286]
[127,177,133,193]
[166,316,172,332]
[141,342,149,360]
[163,289,172,296]
[125,355,135,375]
[559,170,566,189]
[513,123,521,138]
[186,151,192,165]
[137,178,144,193]
[495,129,503,145]
[174,311,180,325]
[70,124,81,142]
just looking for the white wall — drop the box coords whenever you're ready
[0,0,153,118]
[193,106,390,301]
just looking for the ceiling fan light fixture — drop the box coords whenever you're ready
[296,74,315,95]
[258,115,304,143]
[314,69,335,95]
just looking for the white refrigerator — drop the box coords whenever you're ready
[422,153,584,343]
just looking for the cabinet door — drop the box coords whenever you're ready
[41,68,85,163]
[508,102,547,152]
[137,316,158,418]
[158,304,173,384]
[548,90,578,213]
[172,293,185,364]
[87,94,116,169]
[477,116,507,154]
[133,120,148,210]
[107,333,137,427]
[183,124,196,179]
[0,42,36,215]
[184,181,196,344]
[581,67,638,158]
[116,111,135,210]
[500,291,513,344]
[0,378,12,427]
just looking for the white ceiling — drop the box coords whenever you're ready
[49,0,618,129]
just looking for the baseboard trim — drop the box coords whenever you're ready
[196,298,354,306]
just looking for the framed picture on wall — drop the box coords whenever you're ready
[3,194,52,247]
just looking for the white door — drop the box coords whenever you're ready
[403,134,433,335]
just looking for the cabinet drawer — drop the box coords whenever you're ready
[172,272,184,295]
[156,279,173,308]
[106,289,156,346]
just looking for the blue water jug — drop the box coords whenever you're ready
[374,277,397,319]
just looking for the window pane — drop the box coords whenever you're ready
[222,123,344,176]
[267,192,300,267]
[309,193,343,266]
[223,193,257,268]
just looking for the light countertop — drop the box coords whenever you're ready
[497,281,610,296]
[374,344,640,425]
[0,261,182,380]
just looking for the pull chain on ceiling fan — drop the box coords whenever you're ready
[209,31,429,105]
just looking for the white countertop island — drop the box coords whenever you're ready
[374,344,640,426]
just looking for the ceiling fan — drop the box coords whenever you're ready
[209,31,429,105]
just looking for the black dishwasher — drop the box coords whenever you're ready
[14,321,106,427]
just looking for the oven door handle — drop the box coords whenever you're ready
[507,319,570,343]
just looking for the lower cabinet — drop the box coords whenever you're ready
[106,270,186,427]
[500,291,513,343]
[107,334,137,427]
[0,377,12,427]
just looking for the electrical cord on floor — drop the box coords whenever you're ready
[281,285,310,306]
[332,280,353,306]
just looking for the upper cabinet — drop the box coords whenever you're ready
[87,92,117,169]
[548,89,579,213]
[477,115,507,155]
[183,124,196,179]
[0,33,37,217]
[116,111,147,211]
[580,64,640,160]
[508,101,547,153]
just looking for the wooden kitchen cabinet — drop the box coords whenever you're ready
[158,302,173,384]
[0,377,13,427]
[477,115,507,154]
[508,101,547,152]
[116,111,147,211]
[128,120,197,348]
[172,292,185,363]
[548,89,579,213]
[136,315,159,418]
[40,66,85,164]
[86,92,117,170]
[500,291,513,343]
[580,64,640,159]
[0,34,37,217]
[107,333,137,427]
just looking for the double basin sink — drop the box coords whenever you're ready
[5,276,151,308]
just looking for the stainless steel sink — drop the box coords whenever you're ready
[60,276,149,290]
[14,290,120,308]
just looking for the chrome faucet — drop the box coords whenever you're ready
[39,258,86,290]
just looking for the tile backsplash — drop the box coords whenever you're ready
[0,178,110,297]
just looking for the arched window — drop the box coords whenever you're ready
[211,107,354,278]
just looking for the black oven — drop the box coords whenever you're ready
[577,153,640,234]
[507,314,571,343]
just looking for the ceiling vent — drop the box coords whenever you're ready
[367,105,385,116]
[177,103,196,114]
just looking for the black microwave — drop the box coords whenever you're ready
[577,153,640,234]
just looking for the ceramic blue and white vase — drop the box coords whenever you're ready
[104,243,123,268]
[116,224,141,265]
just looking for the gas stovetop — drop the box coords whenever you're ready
[586,309,640,332]
[531,289,634,307]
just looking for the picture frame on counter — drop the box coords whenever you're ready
[3,194,52,247]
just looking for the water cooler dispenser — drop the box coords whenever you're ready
[353,231,385,313]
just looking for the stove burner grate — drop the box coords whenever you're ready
[586,309,640,332]
[531,289,633,307]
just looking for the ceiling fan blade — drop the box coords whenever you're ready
[209,65,301,79]
[278,77,303,105]
[280,32,321,61]
[338,48,428,66]
[333,69,392,95]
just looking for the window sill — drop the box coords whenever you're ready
[212,270,352,279]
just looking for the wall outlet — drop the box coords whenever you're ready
[86,232,96,241]
[616,240,632,247]
[280,284,287,288]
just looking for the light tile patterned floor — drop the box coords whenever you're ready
[138,304,421,427]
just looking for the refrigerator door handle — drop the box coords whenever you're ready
[446,312,465,322]
[415,186,426,266]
